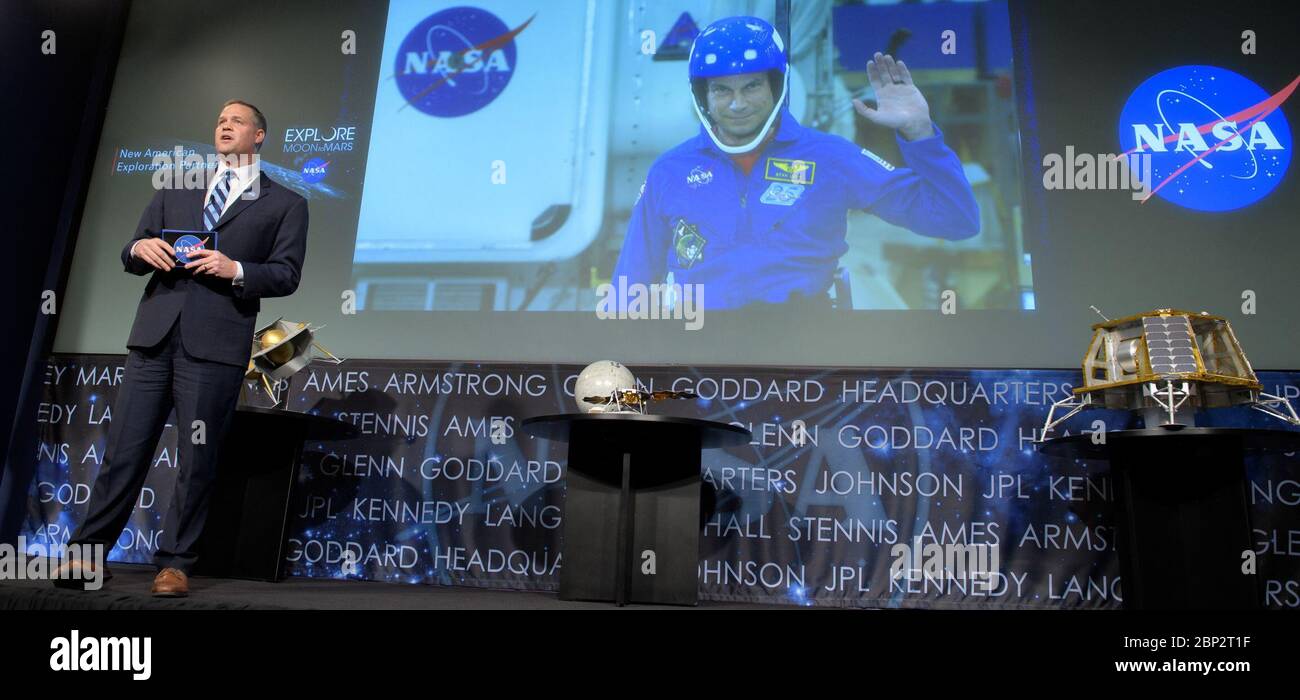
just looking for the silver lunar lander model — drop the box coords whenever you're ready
[245,318,344,406]
[1039,308,1300,439]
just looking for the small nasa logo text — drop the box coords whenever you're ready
[686,165,713,188]
[301,158,330,184]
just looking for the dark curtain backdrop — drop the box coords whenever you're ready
[0,0,131,542]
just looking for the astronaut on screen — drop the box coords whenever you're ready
[613,16,981,311]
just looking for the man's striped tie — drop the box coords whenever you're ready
[203,170,235,230]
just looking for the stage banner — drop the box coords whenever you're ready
[21,354,1300,609]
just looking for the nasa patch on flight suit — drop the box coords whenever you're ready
[672,219,706,269]
[764,157,816,184]
[760,182,805,206]
[686,165,713,188]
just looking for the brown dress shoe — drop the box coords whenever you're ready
[151,568,189,597]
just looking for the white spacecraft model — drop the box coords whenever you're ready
[1039,308,1300,439]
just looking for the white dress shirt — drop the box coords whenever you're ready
[132,159,258,284]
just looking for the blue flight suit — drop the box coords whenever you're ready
[613,108,980,310]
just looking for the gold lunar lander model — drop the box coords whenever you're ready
[244,318,344,406]
[582,389,697,414]
[1039,308,1300,439]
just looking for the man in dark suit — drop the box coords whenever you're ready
[57,99,308,596]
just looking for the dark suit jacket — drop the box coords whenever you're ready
[121,171,308,367]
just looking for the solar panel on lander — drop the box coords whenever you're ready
[1039,308,1299,439]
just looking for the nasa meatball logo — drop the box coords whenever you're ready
[173,234,206,264]
[686,166,713,188]
[395,7,533,118]
[1118,65,1295,211]
[301,158,329,184]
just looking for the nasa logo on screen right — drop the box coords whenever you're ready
[394,7,533,118]
[1118,65,1296,211]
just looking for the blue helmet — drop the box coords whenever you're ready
[688,16,789,154]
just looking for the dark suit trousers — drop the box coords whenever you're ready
[70,319,245,573]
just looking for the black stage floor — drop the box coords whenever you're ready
[0,563,777,610]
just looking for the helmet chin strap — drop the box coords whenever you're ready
[694,71,789,155]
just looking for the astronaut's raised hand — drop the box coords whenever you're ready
[852,52,935,141]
